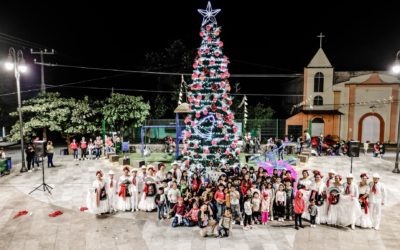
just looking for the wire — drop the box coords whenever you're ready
[0,32,49,49]
[36,62,303,78]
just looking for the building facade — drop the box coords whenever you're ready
[286,48,400,143]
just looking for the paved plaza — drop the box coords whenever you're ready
[0,154,399,250]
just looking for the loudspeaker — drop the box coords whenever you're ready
[348,141,360,157]
[34,140,47,157]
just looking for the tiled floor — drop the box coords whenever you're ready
[0,154,398,250]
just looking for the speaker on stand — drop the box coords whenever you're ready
[29,140,53,195]
[348,141,360,173]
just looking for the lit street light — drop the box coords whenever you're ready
[391,50,400,173]
[5,47,28,172]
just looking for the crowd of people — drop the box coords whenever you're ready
[87,162,386,238]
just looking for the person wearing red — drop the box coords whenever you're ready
[171,197,186,227]
[294,191,306,230]
[80,137,88,160]
[191,172,202,194]
[240,174,251,196]
[214,183,225,221]
[70,139,79,161]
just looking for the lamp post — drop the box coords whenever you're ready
[391,50,400,173]
[5,47,28,172]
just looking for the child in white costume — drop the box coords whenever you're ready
[130,168,141,212]
[356,173,373,228]
[307,171,327,224]
[369,173,386,230]
[105,170,117,213]
[117,166,133,211]
[138,166,158,211]
[87,170,110,215]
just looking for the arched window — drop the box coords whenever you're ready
[314,72,324,92]
[313,96,323,106]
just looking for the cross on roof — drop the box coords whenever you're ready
[317,32,325,48]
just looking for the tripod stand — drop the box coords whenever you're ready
[29,155,53,195]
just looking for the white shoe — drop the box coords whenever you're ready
[351,224,355,230]
[28,170,32,173]
[374,226,379,230]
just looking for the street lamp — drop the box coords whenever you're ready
[5,47,28,172]
[391,50,400,173]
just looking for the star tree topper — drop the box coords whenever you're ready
[198,1,221,26]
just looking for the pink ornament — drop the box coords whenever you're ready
[228,113,234,119]
[204,148,210,154]
[193,63,198,69]
[197,95,202,100]
[218,41,224,47]
[203,109,208,115]
[220,81,225,88]
[218,122,223,128]
[215,51,220,57]
[213,97,218,102]
[225,149,230,155]
[224,135,228,140]
[222,106,227,112]
[210,60,215,66]
[223,94,228,99]
[207,36,212,43]
[206,25,212,31]
[191,121,195,126]
[194,144,199,149]
[205,49,210,54]
[185,160,190,166]
[212,140,217,145]
[236,149,241,155]
[195,112,200,118]
[221,66,225,71]
[210,72,215,77]
[231,143,236,149]
[216,113,222,119]
[184,117,191,123]
[197,50,201,56]
[233,126,238,133]
[199,31,204,37]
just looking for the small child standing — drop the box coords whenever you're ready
[308,199,318,228]
[285,181,294,220]
[155,187,166,220]
[218,209,233,237]
[251,192,261,224]
[293,191,305,230]
[243,195,253,230]
[261,193,270,225]
[275,184,286,222]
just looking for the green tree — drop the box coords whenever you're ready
[9,93,99,145]
[102,93,150,140]
[247,102,275,132]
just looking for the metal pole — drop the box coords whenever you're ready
[175,113,180,160]
[392,109,400,173]
[16,68,27,172]
[350,156,353,173]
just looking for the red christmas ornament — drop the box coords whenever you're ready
[184,117,191,124]
[222,106,227,112]
[231,143,236,149]
[205,49,210,54]
[211,104,217,112]
[220,81,225,88]
[210,59,215,66]
[193,63,198,69]
[233,126,238,133]
[211,83,218,92]
[206,25,212,31]
[213,97,218,102]
[216,113,222,119]
[203,109,208,115]
[197,95,202,100]
[224,135,228,140]
[212,139,217,145]
[196,112,200,118]
[225,149,230,155]
[197,50,202,56]
[215,51,220,57]
[218,122,223,128]
[199,31,204,37]
[223,94,228,99]
[215,29,220,36]
[218,41,224,47]
[191,121,195,126]
[194,144,199,149]
[207,36,212,43]
[227,100,233,106]
[204,148,210,154]
[236,149,241,155]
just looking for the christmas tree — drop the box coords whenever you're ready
[182,1,239,168]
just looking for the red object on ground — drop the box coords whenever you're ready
[13,210,28,219]
[79,207,88,212]
[48,210,63,217]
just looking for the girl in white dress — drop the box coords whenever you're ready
[356,173,373,228]
[117,166,133,211]
[308,171,327,224]
[155,163,166,183]
[138,166,157,211]
[326,175,343,226]
[87,170,110,215]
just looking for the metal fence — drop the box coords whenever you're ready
[132,119,286,143]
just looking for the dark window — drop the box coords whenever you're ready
[313,96,323,106]
[314,72,324,92]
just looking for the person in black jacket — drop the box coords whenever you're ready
[25,144,35,172]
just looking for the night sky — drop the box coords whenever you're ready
[0,0,400,118]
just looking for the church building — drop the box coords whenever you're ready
[286,46,399,143]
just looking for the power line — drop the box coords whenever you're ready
[0,32,49,49]
[31,49,56,93]
[35,62,303,78]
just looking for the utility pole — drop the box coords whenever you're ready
[31,48,55,140]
